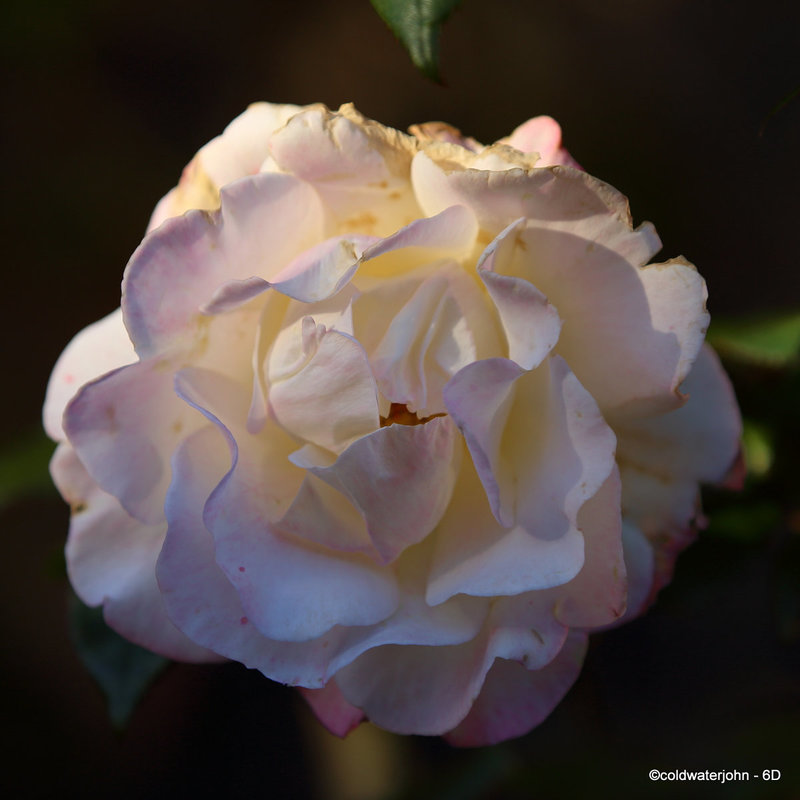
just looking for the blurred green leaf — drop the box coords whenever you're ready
[69,594,169,728]
[707,311,800,367]
[0,427,57,509]
[369,0,464,81]
[741,419,774,480]
[706,501,781,543]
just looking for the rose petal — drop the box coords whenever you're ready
[426,443,583,604]
[171,368,400,643]
[501,115,581,169]
[411,152,633,238]
[201,234,377,314]
[124,171,324,357]
[551,467,627,628]
[478,235,562,369]
[370,273,477,416]
[51,443,215,661]
[485,215,708,416]
[444,632,587,746]
[335,592,569,736]
[614,344,742,484]
[443,356,616,533]
[269,104,421,237]
[299,681,365,737]
[63,358,204,524]
[269,326,380,453]
[147,102,304,230]
[303,416,460,563]
[44,308,136,441]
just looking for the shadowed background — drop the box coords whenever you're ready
[2,0,798,797]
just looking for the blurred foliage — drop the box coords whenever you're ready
[707,311,800,368]
[0,427,56,509]
[369,0,464,81]
[69,593,170,729]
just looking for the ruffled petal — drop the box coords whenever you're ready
[478,233,562,369]
[268,325,380,453]
[172,367,399,643]
[615,344,742,485]
[501,115,580,169]
[411,153,633,238]
[444,632,587,746]
[551,467,627,628]
[426,442,583,604]
[299,681,365,737]
[52,443,215,662]
[44,308,136,441]
[124,172,324,357]
[484,214,708,416]
[63,357,204,524]
[335,592,569,737]
[299,417,460,563]
[268,103,421,237]
[147,102,304,230]
[201,234,376,314]
[444,355,616,533]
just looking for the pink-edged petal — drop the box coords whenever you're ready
[268,104,421,237]
[302,416,460,563]
[614,345,742,599]
[269,326,380,453]
[124,172,324,358]
[202,234,377,314]
[299,681,365,737]
[158,425,376,687]
[44,308,136,441]
[411,152,633,238]
[551,467,626,628]
[478,234,562,369]
[63,357,204,524]
[172,368,399,643]
[52,443,215,662]
[208,492,400,644]
[444,632,588,747]
[335,592,569,736]
[502,115,581,169]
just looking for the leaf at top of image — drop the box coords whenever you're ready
[69,593,170,729]
[369,0,464,81]
[707,312,800,368]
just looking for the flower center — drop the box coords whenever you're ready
[379,403,445,427]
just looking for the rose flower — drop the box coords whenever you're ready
[44,103,741,745]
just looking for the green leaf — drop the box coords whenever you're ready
[706,501,781,543]
[69,593,169,728]
[741,419,774,480]
[707,312,800,368]
[0,428,57,509]
[369,0,464,81]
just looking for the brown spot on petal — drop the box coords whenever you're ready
[71,501,87,515]
[341,211,378,233]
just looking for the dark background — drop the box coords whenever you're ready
[2,0,799,797]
